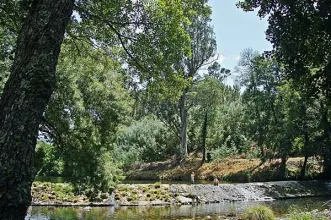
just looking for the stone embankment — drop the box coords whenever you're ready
[169,181,331,205]
[113,180,331,206]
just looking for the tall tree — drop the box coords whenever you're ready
[0,0,194,218]
[0,1,74,219]
[189,62,230,161]
[237,0,331,177]
[177,5,217,158]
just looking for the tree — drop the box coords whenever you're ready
[237,0,331,177]
[189,63,230,161]
[0,0,194,218]
[176,9,217,158]
[40,42,131,192]
[132,2,218,159]
[0,1,74,219]
[237,49,280,160]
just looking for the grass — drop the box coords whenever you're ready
[124,155,322,182]
[114,183,171,204]
[243,205,276,220]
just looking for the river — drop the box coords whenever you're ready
[26,196,331,219]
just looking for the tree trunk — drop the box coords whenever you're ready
[300,155,309,180]
[179,88,188,158]
[320,103,331,178]
[0,1,73,219]
[279,155,287,180]
[300,102,309,180]
[202,111,208,162]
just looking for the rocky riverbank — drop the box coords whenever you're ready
[32,180,331,206]
[113,181,331,206]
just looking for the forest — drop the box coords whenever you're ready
[0,0,331,219]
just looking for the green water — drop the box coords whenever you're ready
[26,197,331,220]
[35,176,72,183]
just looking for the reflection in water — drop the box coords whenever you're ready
[26,197,331,220]
[34,176,72,183]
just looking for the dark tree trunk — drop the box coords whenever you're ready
[202,111,208,162]
[179,88,188,158]
[300,102,310,180]
[300,155,309,180]
[0,1,73,219]
[320,103,331,178]
[279,155,287,180]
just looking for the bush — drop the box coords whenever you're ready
[35,141,64,176]
[243,205,276,220]
[211,144,239,160]
[113,115,177,165]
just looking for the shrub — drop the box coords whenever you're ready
[113,115,177,165]
[211,144,239,160]
[243,205,276,220]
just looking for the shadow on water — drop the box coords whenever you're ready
[26,196,331,220]
[34,176,72,183]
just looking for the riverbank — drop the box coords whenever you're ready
[31,180,331,206]
[125,157,322,182]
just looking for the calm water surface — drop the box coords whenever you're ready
[26,197,331,220]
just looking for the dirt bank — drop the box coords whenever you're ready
[125,157,322,182]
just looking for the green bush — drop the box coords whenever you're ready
[211,144,239,160]
[114,115,177,165]
[243,205,276,220]
[35,141,64,176]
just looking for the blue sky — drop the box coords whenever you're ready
[208,0,272,84]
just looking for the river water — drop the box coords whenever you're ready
[26,196,331,220]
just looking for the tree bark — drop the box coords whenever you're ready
[179,88,188,158]
[320,102,331,178]
[300,102,310,180]
[0,1,73,219]
[279,155,287,180]
[201,111,208,162]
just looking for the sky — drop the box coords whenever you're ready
[208,0,272,85]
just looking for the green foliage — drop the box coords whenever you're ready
[35,142,64,176]
[114,116,177,165]
[237,0,331,177]
[211,145,240,160]
[41,43,130,193]
[188,75,249,157]
[243,205,276,220]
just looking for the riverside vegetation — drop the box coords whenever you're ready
[1,0,331,219]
